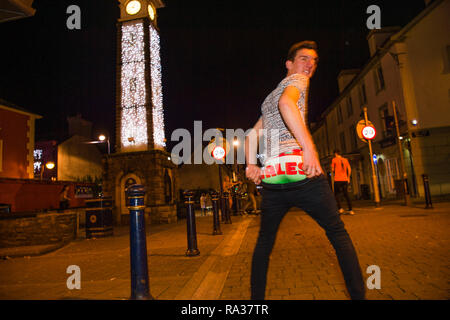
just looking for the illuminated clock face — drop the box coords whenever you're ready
[126,0,141,15]
[148,4,155,20]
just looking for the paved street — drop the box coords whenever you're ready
[0,201,449,300]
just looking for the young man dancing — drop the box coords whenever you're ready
[245,41,365,300]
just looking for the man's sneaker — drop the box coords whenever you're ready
[348,210,355,215]
[338,208,345,214]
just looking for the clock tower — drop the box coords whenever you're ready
[102,0,178,225]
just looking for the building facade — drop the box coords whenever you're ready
[0,99,42,180]
[312,0,450,200]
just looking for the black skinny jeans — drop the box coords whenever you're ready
[251,175,365,300]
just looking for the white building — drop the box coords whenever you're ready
[312,0,450,200]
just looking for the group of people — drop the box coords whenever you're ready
[199,192,213,216]
[223,176,261,214]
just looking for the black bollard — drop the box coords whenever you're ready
[221,196,226,222]
[422,174,433,209]
[240,192,247,215]
[127,184,153,300]
[210,191,222,235]
[223,192,232,224]
[232,192,238,216]
[184,190,200,256]
[235,192,242,216]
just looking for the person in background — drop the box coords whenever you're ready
[59,185,71,211]
[205,193,213,214]
[332,149,354,215]
[200,193,207,216]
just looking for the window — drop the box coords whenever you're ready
[359,82,367,106]
[374,65,385,93]
[34,149,43,176]
[385,158,400,194]
[349,125,358,151]
[340,132,346,153]
[378,103,392,137]
[346,96,353,117]
[337,104,343,124]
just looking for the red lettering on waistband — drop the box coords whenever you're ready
[285,162,297,175]
[275,163,286,175]
[265,165,276,177]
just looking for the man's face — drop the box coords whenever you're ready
[287,48,318,78]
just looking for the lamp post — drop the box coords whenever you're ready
[392,100,411,206]
[98,134,110,155]
[363,107,381,207]
[84,135,111,154]
[40,161,55,180]
[233,138,239,183]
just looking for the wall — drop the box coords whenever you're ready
[102,150,179,225]
[0,179,94,212]
[0,211,77,248]
[57,135,103,182]
[178,162,223,192]
[404,0,450,130]
[0,107,30,179]
[400,0,450,197]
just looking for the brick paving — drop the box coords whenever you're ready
[0,202,449,300]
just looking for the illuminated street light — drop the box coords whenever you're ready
[84,135,111,154]
[98,134,110,154]
[41,161,55,180]
[46,162,55,170]
[411,119,418,126]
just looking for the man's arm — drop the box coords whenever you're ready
[278,86,323,178]
[245,117,263,184]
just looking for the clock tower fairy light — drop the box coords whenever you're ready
[103,0,178,225]
[118,0,165,151]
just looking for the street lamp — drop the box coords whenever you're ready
[46,162,55,170]
[98,134,110,154]
[233,138,239,183]
[40,161,55,180]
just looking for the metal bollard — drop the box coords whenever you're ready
[184,190,200,256]
[127,184,153,300]
[210,191,222,235]
[232,192,238,216]
[221,196,226,222]
[223,192,232,224]
[422,174,433,209]
[235,192,242,216]
[240,192,247,215]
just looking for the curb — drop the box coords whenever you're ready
[0,241,69,260]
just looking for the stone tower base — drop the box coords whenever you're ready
[102,149,178,225]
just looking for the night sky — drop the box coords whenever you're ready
[0,0,426,152]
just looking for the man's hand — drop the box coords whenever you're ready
[246,164,262,185]
[302,149,323,178]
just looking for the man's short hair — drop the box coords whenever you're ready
[287,41,318,62]
[334,149,341,155]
